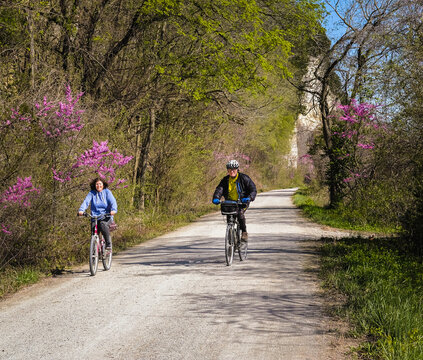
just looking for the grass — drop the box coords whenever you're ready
[320,236,423,360]
[293,187,423,358]
[293,188,399,234]
[0,267,43,298]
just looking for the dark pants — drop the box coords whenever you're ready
[91,217,112,247]
[227,206,247,232]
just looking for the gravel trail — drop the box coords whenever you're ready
[0,189,347,360]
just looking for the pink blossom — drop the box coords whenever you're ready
[1,224,11,235]
[52,169,72,183]
[115,179,128,189]
[53,140,133,186]
[343,172,362,183]
[37,85,84,139]
[0,177,41,208]
[357,143,374,149]
[299,154,314,165]
[337,154,350,160]
[337,99,378,126]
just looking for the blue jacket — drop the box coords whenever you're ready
[78,188,117,218]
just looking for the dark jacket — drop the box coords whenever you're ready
[213,172,257,201]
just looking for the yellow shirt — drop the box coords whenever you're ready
[228,173,239,200]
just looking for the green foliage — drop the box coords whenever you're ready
[293,188,399,233]
[0,267,43,298]
[0,0,324,296]
[303,2,423,252]
[321,236,423,360]
[146,116,214,213]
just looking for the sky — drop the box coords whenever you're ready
[322,0,348,43]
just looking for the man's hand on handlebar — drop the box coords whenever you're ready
[241,197,250,203]
[212,198,220,205]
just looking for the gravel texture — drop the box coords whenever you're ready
[0,189,349,360]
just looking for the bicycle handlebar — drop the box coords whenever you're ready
[78,212,112,219]
[221,200,244,205]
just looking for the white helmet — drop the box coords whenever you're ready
[226,159,239,169]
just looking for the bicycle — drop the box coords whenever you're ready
[220,200,248,266]
[80,212,113,276]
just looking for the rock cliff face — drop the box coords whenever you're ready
[288,58,322,168]
[288,58,337,169]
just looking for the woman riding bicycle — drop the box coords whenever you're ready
[212,160,257,247]
[78,177,117,250]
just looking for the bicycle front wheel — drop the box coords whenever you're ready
[225,225,235,266]
[102,238,112,271]
[238,234,248,261]
[89,235,99,276]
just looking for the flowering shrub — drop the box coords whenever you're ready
[0,177,41,208]
[52,140,133,187]
[0,177,41,236]
[330,99,383,190]
[0,85,132,249]
[5,85,132,190]
[36,85,84,139]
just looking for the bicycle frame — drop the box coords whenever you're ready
[81,212,113,276]
[92,218,104,248]
[86,213,107,247]
[221,201,246,265]
[226,214,241,246]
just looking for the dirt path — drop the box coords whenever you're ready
[0,189,349,360]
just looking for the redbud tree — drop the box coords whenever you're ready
[0,85,132,268]
[327,99,385,202]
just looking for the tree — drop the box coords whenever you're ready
[0,0,325,271]
[299,0,409,207]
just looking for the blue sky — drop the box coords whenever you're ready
[322,0,348,43]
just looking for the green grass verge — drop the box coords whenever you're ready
[321,236,423,360]
[0,267,44,299]
[293,188,398,234]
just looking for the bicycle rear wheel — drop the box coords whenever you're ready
[225,225,235,266]
[102,237,112,271]
[89,235,99,276]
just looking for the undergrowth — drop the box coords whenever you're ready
[0,204,216,299]
[320,236,423,360]
[293,188,399,234]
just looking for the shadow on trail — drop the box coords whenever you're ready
[115,232,321,282]
[184,290,325,336]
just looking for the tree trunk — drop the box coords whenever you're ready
[27,10,36,91]
[131,116,142,208]
[137,103,159,210]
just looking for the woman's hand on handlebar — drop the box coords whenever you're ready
[77,211,115,217]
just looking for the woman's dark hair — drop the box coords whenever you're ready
[90,177,109,191]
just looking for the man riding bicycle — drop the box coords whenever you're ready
[212,160,257,249]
